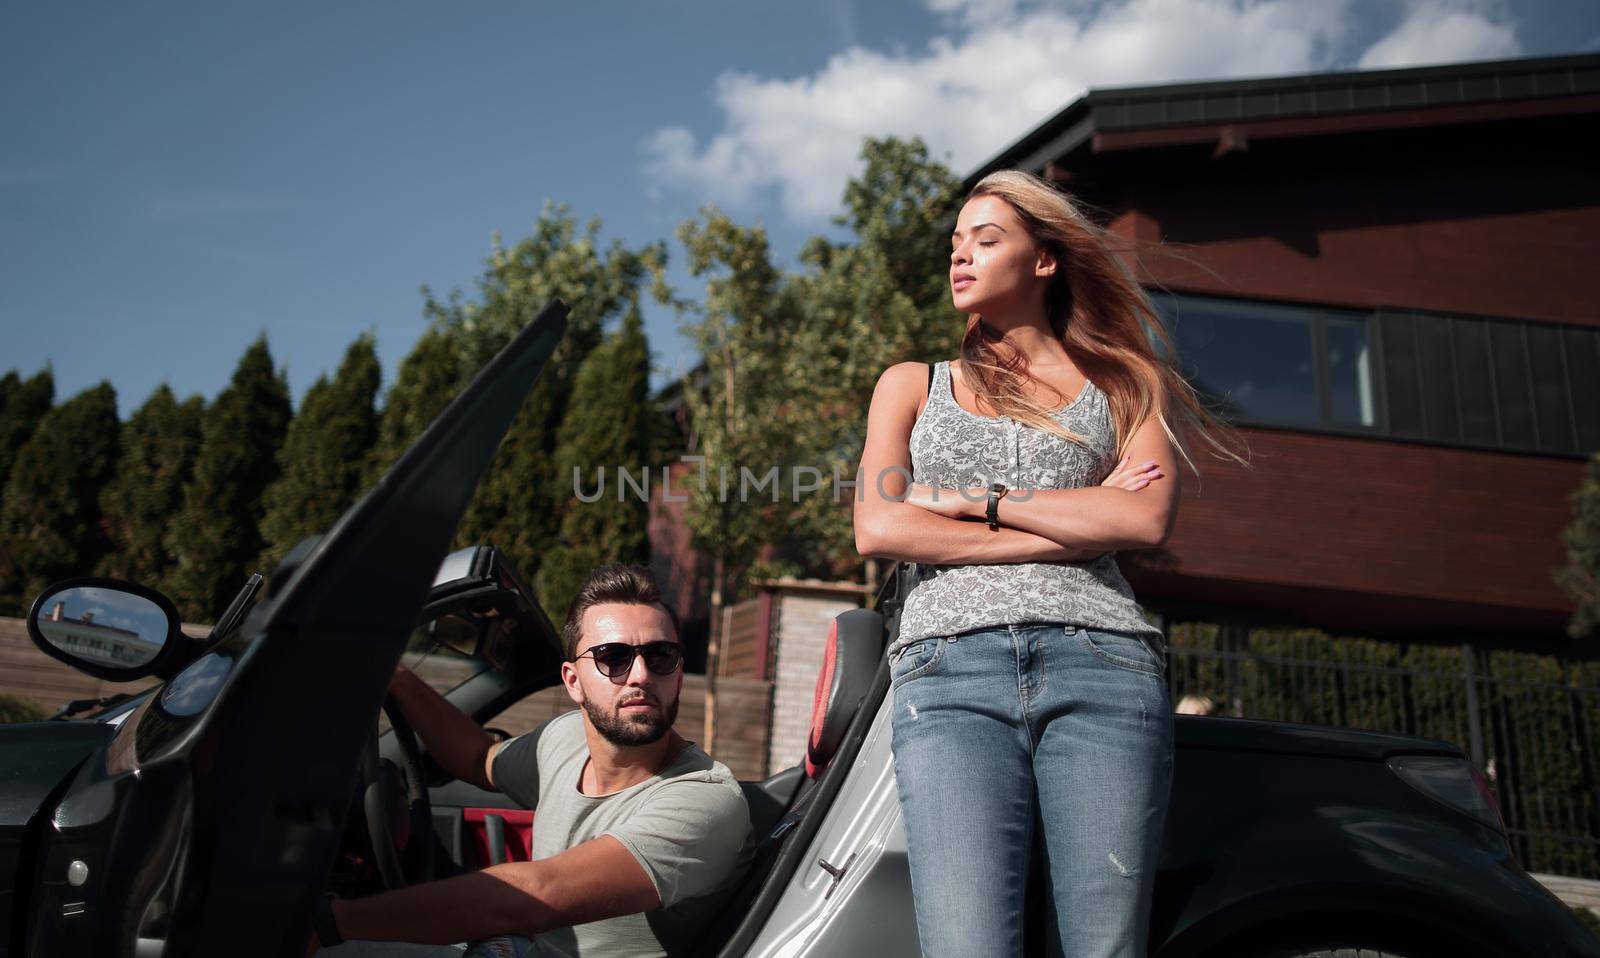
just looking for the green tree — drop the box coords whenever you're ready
[535,308,655,617]
[1556,451,1600,638]
[786,138,964,578]
[0,692,49,724]
[425,205,667,588]
[369,323,468,481]
[0,382,121,613]
[258,335,382,571]
[673,136,966,593]
[0,368,55,493]
[96,385,205,586]
[163,337,292,620]
[837,136,967,321]
[675,209,802,608]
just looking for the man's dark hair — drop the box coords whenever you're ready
[561,563,680,659]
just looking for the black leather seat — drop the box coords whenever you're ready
[739,765,804,841]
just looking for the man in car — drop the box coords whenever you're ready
[312,563,755,957]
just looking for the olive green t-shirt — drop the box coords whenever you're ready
[491,711,754,957]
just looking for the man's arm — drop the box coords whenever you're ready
[386,665,501,791]
[323,836,658,946]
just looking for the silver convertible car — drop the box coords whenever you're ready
[4,302,1598,957]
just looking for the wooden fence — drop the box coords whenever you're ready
[1,616,711,763]
[0,616,184,714]
[717,594,771,680]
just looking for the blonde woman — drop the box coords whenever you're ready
[854,170,1238,957]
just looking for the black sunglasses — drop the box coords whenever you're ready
[574,640,683,678]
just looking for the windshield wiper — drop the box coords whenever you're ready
[50,692,136,721]
[205,573,265,647]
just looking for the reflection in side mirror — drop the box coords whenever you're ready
[28,579,181,681]
[430,613,483,658]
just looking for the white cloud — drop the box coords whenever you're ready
[1358,0,1519,69]
[642,0,1523,225]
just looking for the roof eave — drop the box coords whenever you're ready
[963,50,1600,187]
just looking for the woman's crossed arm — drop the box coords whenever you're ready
[852,363,1168,564]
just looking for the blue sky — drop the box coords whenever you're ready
[4,0,1597,415]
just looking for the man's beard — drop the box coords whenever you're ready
[583,693,680,747]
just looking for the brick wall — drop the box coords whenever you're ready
[766,590,867,774]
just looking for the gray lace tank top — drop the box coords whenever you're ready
[893,360,1164,652]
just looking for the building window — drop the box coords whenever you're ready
[1151,292,1378,432]
[1150,291,1598,458]
[1322,315,1376,428]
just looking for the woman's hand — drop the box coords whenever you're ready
[1101,455,1163,492]
[905,482,984,520]
[907,455,1160,519]
[907,455,1161,523]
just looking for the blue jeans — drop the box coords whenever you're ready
[889,624,1174,958]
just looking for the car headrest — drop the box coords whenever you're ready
[805,608,885,779]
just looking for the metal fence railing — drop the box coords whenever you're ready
[1166,622,1600,880]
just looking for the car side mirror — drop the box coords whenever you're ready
[417,545,562,669]
[428,612,486,659]
[28,578,185,683]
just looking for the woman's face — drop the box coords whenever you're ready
[950,194,1055,317]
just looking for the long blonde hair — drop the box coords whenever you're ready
[959,170,1245,474]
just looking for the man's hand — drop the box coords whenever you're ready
[382,661,500,791]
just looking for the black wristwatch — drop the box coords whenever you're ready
[986,482,1008,530]
[314,891,344,948]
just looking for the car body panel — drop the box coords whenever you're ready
[742,695,916,958]
[0,720,115,954]
[1170,716,1460,762]
[0,722,113,833]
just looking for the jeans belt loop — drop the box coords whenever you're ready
[1063,624,1079,635]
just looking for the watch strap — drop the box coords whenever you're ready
[986,482,1007,530]
[315,892,344,947]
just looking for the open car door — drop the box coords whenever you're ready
[56,302,568,958]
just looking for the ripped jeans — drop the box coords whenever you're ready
[888,624,1173,958]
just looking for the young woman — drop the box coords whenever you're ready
[854,170,1239,957]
